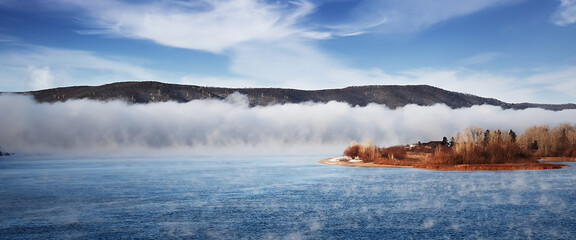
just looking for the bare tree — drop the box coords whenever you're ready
[518,125,552,156]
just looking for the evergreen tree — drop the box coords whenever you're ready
[484,130,490,146]
[509,129,517,143]
[442,136,449,146]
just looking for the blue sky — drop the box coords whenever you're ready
[0,0,575,103]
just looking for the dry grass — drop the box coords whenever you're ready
[336,137,571,171]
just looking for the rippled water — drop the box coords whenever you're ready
[1,155,575,239]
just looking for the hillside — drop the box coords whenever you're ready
[10,81,576,110]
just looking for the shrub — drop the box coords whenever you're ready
[343,144,360,158]
[430,136,535,165]
[358,139,379,162]
[380,145,407,160]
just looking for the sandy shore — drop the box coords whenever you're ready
[539,157,576,162]
[319,157,412,168]
[320,157,570,170]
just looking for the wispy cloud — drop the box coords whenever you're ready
[62,0,321,53]
[524,67,576,101]
[0,44,159,90]
[0,34,20,43]
[27,66,54,90]
[393,67,576,104]
[331,0,522,34]
[51,0,542,94]
[228,39,362,87]
[459,52,502,65]
[2,0,574,104]
[551,0,576,26]
[2,42,574,104]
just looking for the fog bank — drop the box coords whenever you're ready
[1,93,575,156]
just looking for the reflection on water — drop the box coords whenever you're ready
[1,155,575,239]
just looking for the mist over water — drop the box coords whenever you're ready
[1,93,575,155]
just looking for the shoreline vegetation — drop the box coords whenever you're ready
[0,147,12,157]
[323,123,576,171]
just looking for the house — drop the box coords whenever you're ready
[422,141,444,149]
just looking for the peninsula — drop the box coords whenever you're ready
[323,123,576,171]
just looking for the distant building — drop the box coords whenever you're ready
[422,141,444,149]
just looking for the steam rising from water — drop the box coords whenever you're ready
[1,93,575,155]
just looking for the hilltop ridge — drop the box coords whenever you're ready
[10,81,576,111]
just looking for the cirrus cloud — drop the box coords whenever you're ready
[0,44,160,90]
[328,0,524,35]
[551,0,576,26]
[2,0,575,105]
[64,0,321,53]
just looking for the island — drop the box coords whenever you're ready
[322,123,576,170]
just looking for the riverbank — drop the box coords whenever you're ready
[540,157,576,162]
[320,157,571,171]
[413,162,569,171]
[319,158,412,168]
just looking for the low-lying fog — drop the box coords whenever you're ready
[1,93,575,156]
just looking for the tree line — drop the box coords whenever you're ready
[517,123,576,157]
[344,122,576,165]
[430,127,532,165]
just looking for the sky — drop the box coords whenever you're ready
[0,0,575,104]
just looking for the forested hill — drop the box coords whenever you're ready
[11,81,576,110]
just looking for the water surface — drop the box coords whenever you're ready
[1,155,575,239]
